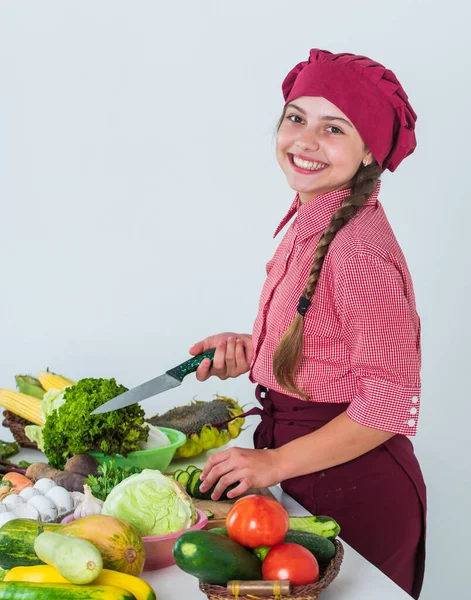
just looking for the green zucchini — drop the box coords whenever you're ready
[0,581,135,599]
[173,530,262,586]
[208,527,229,536]
[289,515,340,539]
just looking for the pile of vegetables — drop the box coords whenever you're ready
[24,453,100,492]
[0,514,155,599]
[0,472,105,526]
[173,494,341,588]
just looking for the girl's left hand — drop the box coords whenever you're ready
[199,447,282,501]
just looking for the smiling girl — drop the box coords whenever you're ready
[190,49,426,598]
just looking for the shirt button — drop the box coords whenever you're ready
[411,396,419,404]
[407,419,416,427]
[410,407,418,415]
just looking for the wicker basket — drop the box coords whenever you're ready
[199,538,344,600]
[2,410,39,449]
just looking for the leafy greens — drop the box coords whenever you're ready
[42,378,149,469]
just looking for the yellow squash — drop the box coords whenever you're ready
[4,566,156,600]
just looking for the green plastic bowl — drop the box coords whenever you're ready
[87,426,186,471]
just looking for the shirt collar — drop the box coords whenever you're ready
[273,180,381,240]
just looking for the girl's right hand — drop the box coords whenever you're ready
[189,333,254,381]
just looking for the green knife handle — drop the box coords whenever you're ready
[166,348,216,383]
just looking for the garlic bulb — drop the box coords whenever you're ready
[70,491,85,509]
[73,484,103,519]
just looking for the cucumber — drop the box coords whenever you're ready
[203,510,214,519]
[289,515,340,539]
[251,530,336,566]
[172,469,184,481]
[187,469,202,496]
[175,471,190,490]
[283,530,336,565]
[0,581,135,599]
[186,465,198,475]
[173,530,262,586]
[187,470,238,501]
[208,527,229,537]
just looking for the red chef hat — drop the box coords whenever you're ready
[282,49,417,172]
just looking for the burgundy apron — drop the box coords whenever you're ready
[245,385,427,599]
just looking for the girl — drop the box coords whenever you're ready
[190,49,426,598]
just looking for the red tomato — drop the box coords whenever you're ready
[262,543,320,586]
[225,495,289,548]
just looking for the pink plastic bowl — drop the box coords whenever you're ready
[142,508,209,571]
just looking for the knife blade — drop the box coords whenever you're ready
[90,348,216,415]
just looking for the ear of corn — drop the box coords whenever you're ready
[36,371,76,392]
[0,390,44,425]
[15,375,46,400]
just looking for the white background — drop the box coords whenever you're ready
[1,1,469,598]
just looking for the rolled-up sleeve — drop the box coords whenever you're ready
[335,251,421,436]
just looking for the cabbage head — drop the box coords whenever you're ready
[101,469,197,537]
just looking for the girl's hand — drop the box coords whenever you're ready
[199,446,282,500]
[189,333,254,382]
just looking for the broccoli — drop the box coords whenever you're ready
[43,378,149,469]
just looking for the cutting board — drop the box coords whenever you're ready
[193,487,277,529]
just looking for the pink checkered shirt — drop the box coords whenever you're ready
[249,180,421,436]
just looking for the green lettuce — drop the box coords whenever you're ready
[24,388,67,451]
[101,469,197,537]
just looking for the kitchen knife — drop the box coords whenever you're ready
[90,348,216,415]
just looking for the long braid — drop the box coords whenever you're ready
[272,162,382,399]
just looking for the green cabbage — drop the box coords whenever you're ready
[101,469,197,537]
